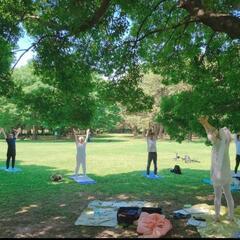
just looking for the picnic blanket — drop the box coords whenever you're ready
[190,204,240,238]
[175,204,240,238]
[69,175,96,184]
[75,200,158,227]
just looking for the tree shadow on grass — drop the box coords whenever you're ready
[90,138,127,143]
[0,136,128,144]
[16,139,74,144]
[0,164,239,238]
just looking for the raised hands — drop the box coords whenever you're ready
[198,116,209,124]
[15,127,21,138]
[0,128,7,138]
[73,128,78,135]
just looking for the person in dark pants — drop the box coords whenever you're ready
[234,133,240,175]
[0,128,21,170]
[146,128,158,177]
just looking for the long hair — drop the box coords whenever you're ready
[224,128,232,144]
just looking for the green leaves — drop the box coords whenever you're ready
[0,0,239,137]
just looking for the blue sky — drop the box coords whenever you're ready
[14,32,34,68]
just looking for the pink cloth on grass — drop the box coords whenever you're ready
[137,212,172,238]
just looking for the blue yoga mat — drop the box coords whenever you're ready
[69,175,96,185]
[202,178,212,185]
[142,172,164,179]
[0,167,22,173]
[202,178,240,192]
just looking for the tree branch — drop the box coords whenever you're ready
[132,18,196,43]
[11,35,47,71]
[135,0,168,39]
[71,0,111,35]
[11,45,35,71]
[179,0,240,39]
[11,49,29,53]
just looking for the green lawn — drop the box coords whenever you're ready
[0,134,238,238]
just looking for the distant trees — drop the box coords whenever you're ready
[0,63,122,138]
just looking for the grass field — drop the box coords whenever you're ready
[0,134,239,238]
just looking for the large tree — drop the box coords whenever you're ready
[1,0,240,139]
[12,64,122,132]
[12,63,96,129]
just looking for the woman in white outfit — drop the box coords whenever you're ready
[73,128,90,177]
[198,116,234,222]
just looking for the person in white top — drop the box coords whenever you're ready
[73,128,90,177]
[198,116,234,222]
[146,128,158,177]
[233,133,240,175]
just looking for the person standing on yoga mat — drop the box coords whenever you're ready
[198,116,234,222]
[0,127,21,170]
[233,133,240,176]
[146,128,158,177]
[73,128,90,177]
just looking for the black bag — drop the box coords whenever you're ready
[141,207,162,214]
[117,207,163,226]
[117,207,141,225]
[170,165,182,174]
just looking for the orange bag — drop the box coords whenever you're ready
[137,212,172,238]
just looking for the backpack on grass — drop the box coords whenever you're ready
[117,207,163,226]
[117,207,141,226]
[170,165,182,174]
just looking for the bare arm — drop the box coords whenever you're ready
[153,127,158,140]
[198,116,218,141]
[145,129,150,138]
[198,116,217,133]
[0,128,7,138]
[73,128,78,143]
[85,129,90,143]
[15,128,21,138]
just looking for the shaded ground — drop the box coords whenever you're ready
[1,167,239,238]
[0,191,202,238]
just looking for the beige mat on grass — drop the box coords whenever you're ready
[75,200,158,227]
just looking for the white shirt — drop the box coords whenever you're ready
[234,134,240,155]
[207,127,232,186]
[76,142,86,160]
[147,138,157,152]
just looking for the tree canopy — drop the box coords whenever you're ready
[0,0,239,140]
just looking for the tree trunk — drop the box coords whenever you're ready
[187,132,193,142]
[153,123,159,136]
[41,127,44,135]
[142,128,147,137]
[158,124,164,139]
[32,125,38,140]
[132,125,138,137]
[179,0,240,39]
